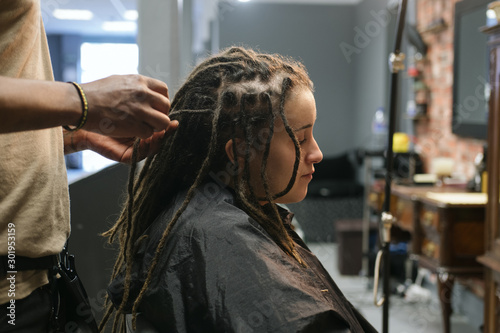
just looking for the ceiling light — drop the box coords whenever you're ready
[124,10,138,21]
[53,9,93,21]
[102,21,137,32]
[238,0,251,2]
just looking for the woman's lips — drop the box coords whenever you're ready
[302,170,314,179]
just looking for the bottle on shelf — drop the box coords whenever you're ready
[371,107,388,152]
[471,144,487,193]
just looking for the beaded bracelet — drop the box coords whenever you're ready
[63,82,88,132]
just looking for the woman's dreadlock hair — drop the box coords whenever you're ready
[101,46,313,332]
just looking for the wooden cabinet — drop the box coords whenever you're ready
[413,193,485,333]
[369,184,486,333]
[417,196,485,272]
[478,24,500,333]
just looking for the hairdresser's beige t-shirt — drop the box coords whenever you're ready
[0,0,70,303]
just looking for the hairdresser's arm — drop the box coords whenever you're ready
[0,74,172,138]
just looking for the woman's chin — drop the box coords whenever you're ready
[274,189,308,205]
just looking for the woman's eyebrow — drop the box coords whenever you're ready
[293,124,313,132]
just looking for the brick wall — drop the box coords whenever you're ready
[414,0,484,178]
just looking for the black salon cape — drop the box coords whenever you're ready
[108,181,378,333]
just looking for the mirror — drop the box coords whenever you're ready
[452,0,490,140]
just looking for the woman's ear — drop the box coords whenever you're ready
[225,139,237,164]
[225,138,246,166]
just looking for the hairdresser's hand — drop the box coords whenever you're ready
[80,74,172,139]
[85,131,163,163]
[66,120,178,163]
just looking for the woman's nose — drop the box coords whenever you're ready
[308,139,323,164]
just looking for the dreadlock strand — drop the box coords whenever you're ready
[100,246,126,329]
[130,99,224,329]
[103,137,141,243]
[111,310,121,333]
[230,86,299,262]
[273,78,306,265]
[252,92,294,256]
[129,136,174,231]
[114,138,143,318]
[258,92,275,204]
[129,113,205,236]
[98,304,115,332]
[272,77,301,199]
[133,148,157,194]
[240,95,258,202]
[249,82,304,264]
[229,107,244,207]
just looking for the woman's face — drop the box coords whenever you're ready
[249,87,323,204]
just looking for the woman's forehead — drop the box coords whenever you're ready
[284,88,317,125]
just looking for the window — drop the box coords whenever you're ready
[79,42,139,173]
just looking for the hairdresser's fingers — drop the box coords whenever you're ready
[122,76,171,131]
[138,107,171,134]
[136,131,164,160]
[142,77,171,117]
[139,90,172,130]
[80,74,174,138]
[148,90,171,115]
[110,75,172,132]
[136,122,156,140]
[134,120,179,159]
[145,76,170,100]
[142,120,178,154]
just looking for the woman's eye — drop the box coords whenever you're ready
[299,138,307,145]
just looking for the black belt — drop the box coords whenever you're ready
[0,255,58,275]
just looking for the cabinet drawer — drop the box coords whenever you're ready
[419,207,440,262]
[419,204,485,268]
[394,197,414,231]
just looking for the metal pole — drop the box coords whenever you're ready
[361,156,372,278]
[372,1,408,332]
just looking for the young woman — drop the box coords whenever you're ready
[102,47,377,333]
